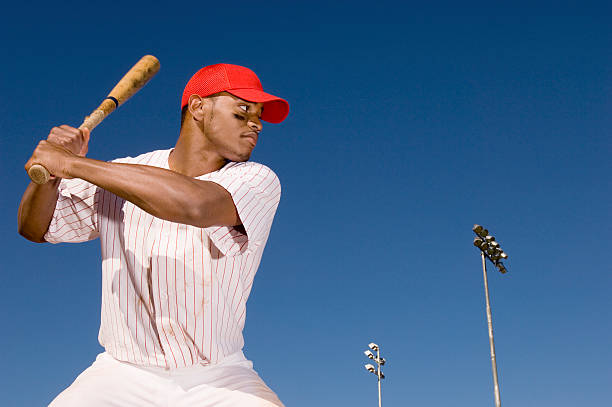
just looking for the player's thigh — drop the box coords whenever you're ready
[49,353,166,407]
[176,362,284,407]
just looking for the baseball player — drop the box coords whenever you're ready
[18,63,289,407]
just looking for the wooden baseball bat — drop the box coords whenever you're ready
[28,55,161,184]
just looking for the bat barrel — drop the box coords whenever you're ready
[108,55,160,107]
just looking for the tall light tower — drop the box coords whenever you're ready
[472,224,508,407]
[364,342,386,407]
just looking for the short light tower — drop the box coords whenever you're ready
[472,224,509,407]
[364,342,386,407]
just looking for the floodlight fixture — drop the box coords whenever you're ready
[363,342,386,407]
[475,239,489,251]
[485,235,495,242]
[473,224,484,234]
[500,252,508,259]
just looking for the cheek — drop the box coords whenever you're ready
[209,117,243,146]
[207,115,229,135]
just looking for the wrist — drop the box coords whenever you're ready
[65,154,86,179]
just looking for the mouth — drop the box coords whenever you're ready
[241,132,258,147]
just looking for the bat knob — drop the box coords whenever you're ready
[28,164,51,184]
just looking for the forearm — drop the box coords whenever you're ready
[18,179,61,242]
[66,157,219,227]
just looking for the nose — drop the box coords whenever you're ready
[248,117,262,133]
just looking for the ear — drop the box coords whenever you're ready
[187,94,210,122]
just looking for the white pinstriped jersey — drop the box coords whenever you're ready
[44,149,281,368]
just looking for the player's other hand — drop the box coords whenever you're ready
[46,125,90,156]
[25,125,90,180]
[25,140,78,180]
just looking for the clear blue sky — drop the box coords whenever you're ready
[1,2,610,406]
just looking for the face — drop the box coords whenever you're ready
[197,92,264,162]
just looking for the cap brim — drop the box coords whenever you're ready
[227,89,289,124]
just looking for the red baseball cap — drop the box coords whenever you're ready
[181,63,289,123]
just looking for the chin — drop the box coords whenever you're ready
[228,151,252,163]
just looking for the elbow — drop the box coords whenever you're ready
[17,220,46,244]
[187,196,239,229]
[172,183,238,228]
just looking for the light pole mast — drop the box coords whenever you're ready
[364,342,386,407]
[473,224,508,407]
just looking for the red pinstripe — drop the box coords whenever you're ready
[156,220,178,367]
[55,196,95,213]
[133,208,145,362]
[148,217,167,367]
[167,223,187,366]
[102,191,122,358]
[123,202,135,361]
[126,207,140,361]
[239,179,279,223]
[211,248,220,359]
[142,215,159,365]
[111,194,129,360]
[227,253,254,346]
[249,193,281,241]
[174,223,193,363]
[203,229,207,351]
[219,257,236,356]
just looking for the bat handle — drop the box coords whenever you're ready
[28,164,51,185]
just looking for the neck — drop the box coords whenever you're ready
[169,121,227,177]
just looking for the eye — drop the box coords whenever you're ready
[239,105,248,112]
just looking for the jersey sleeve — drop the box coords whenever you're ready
[44,177,101,244]
[203,162,281,256]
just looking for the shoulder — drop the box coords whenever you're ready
[111,149,171,166]
[202,161,281,199]
[213,161,280,186]
[220,161,278,178]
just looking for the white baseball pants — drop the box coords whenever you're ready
[49,352,285,407]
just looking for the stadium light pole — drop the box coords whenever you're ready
[364,342,386,407]
[472,224,509,407]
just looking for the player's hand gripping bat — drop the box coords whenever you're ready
[27,55,161,184]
